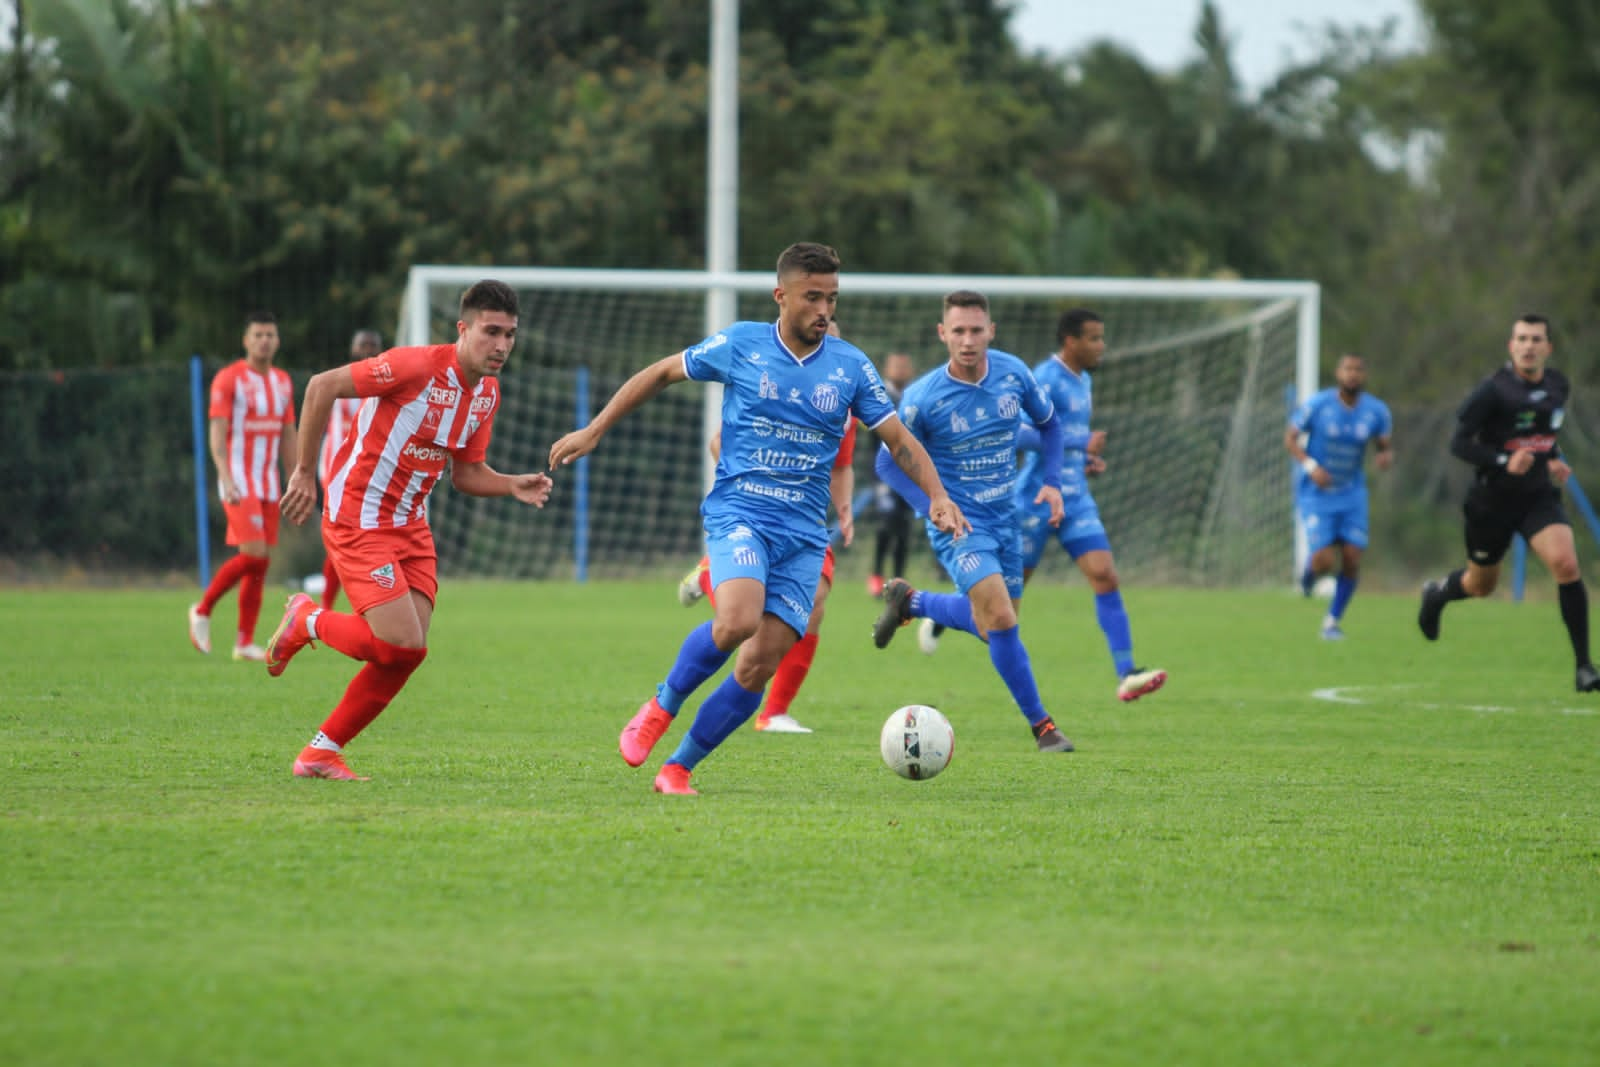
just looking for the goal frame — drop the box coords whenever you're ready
[399,266,1321,580]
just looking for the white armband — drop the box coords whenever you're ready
[1300,457,1320,476]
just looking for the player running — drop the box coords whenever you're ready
[548,243,966,795]
[264,281,553,780]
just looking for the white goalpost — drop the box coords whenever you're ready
[398,266,1319,586]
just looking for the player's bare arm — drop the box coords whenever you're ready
[1034,484,1065,528]
[876,416,970,537]
[1285,424,1333,489]
[830,460,855,548]
[1087,430,1107,456]
[452,461,553,506]
[1374,434,1394,472]
[1550,456,1572,484]
[548,354,689,469]
[282,365,360,525]
[208,417,240,503]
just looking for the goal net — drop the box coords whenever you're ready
[398,267,1318,586]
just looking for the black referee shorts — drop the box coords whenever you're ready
[1462,485,1568,566]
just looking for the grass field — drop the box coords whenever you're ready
[3,580,1598,1066]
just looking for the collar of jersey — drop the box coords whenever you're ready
[772,321,825,365]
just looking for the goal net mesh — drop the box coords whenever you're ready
[401,271,1307,587]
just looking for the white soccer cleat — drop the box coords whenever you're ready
[677,562,708,607]
[231,643,267,663]
[187,604,212,655]
[917,617,941,655]
[1117,667,1167,702]
[1320,620,1345,641]
[755,713,813,734]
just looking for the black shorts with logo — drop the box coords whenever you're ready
[1462,485,1568,566]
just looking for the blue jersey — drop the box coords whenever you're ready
[684,321,895,540]
[1291,389,1392,497]
[1017,355,1097,506]
[899,350,1055,531]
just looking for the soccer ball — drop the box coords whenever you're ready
[879,704,955,781]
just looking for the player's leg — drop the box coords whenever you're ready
[320,554,343,611]
[624,527,768,767]
[1320,498,1368,639]
[657,542,822,793]
[1419,488,1511,640]
[968,556,1070,752]
[1524,507,1599,689]
[755,548,833,733]
[191,499,264,654]
[872,529,987,648]
[229,501,278,660]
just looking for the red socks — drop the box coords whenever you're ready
[763,632,818,717]
[320,558,343,611]
[319,650,428,746]
[197,553,254,615]
[236,556,268,645]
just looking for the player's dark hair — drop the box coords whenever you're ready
[776,243,841,278]
[351,328,383,347]
[245,310,276,327]
[1055,308,1103,346]
[460,280,519,319]
[943,290,990,315]
[1516,313,1553,341]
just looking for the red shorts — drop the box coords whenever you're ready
[322,519,438,615]
[223,498,280,546]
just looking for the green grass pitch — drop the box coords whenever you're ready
[3,581,1597,1065]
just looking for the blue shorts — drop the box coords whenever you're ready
[1018,495,1110,571]
[1298,491,1369,553]
[926,524,1024,599]
[704,517,826,638]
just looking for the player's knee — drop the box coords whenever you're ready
[373,638,428,669]
[1550,557,1582,584]
[712,616,760,649]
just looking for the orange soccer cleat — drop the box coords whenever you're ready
[652,763,698,795]
[620,697,674,768]
[266,593,318,677]
[292,747,370,781]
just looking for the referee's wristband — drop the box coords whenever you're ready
[1300,457,1321,476]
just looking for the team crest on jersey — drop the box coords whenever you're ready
[998,395,1020,419]
[370,563,396,589]
[810,384,840,413]
[422,407,442,430]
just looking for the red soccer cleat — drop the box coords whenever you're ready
[653,763,698,795]
[292,746,370,781]
[266,593,318,677]
[620,697,674,768]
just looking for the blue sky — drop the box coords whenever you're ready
[1010,0,1421,88]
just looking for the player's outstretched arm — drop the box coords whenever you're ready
[876,416,969,538]
[452,462,553,506]
[548,354,688,469]
[283,365,360,525]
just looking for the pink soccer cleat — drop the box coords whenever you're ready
[266,593,318,678]
[620,697,674,768]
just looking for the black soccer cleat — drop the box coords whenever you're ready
[1032,717,1075,753]
[1417,580,1447,642]
[1576,663,1600,693]
[872,578,915,649]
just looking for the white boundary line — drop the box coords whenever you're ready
[1310,684,1596,716]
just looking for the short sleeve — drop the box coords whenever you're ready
[454,390,497,464]
[351,347,435,398]
[1022,369,1055,425]
[850,357,896,429]
[682,331,736,384]
[207,367,234,419]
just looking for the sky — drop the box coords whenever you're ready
[1010,0,1421,88]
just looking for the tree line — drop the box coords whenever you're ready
[4,0,1598,403]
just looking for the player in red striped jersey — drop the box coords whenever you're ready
[315,328,384,610]
[265,281,553,780]
[188,311,298,662]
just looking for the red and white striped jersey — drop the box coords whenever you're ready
[322,344,500,529]
[318,397,365,487]
[209,360,296,502]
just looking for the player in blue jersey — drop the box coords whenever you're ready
[1002,308,1167,701]
[870,290,1078,752]
[1285,353,1394,639]
[547,243,968,795]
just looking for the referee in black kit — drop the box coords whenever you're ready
[1418,313,1600,692]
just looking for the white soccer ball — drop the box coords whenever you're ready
[879,704,955,781]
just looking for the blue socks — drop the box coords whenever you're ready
[669,674,765,770]
[987,624,1049,727]
[1094,589,1135,677]
[1330,574,1358,621]
[911,590,978,636]
[658,621,731,715]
